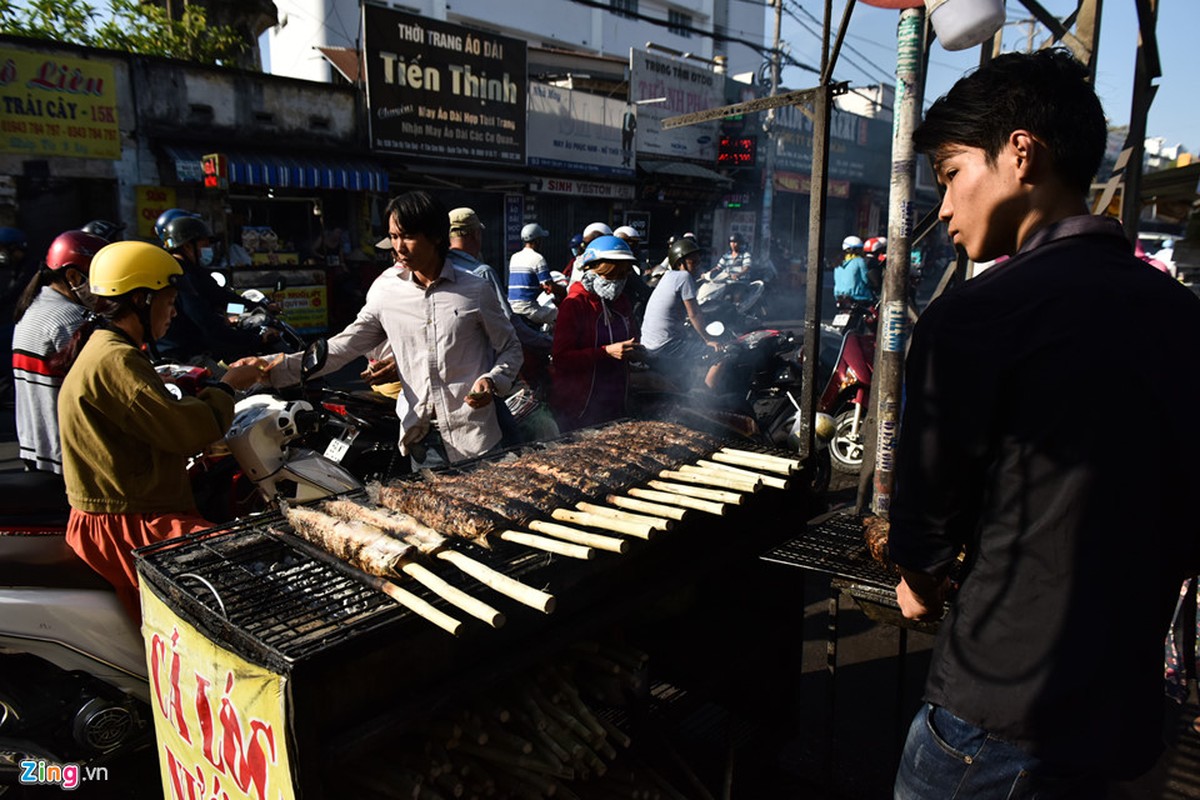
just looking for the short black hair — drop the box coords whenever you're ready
[385,191,450,260]
[913,49,1107,195]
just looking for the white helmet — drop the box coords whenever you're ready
[583,222,612,241]
[521,222,549,242]
[841,235,864,251]
[613,225,639,241]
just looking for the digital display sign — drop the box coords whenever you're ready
[717,136,756,166]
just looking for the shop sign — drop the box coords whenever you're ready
[772,104,890,187]
[202,153,228,190]
[629,48,723,163]
[364,6,526,165]
[0,51,120,159]
[529,177,635,200]
[623,211,650,243]
[527,81,633,177]
[504,193,524,261]
[265,284,328,334]
[135,186,177,240]
[141,587,296,800]
[774,170,851,198]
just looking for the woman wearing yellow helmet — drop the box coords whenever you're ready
[55,241,262,621]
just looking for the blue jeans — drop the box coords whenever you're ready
[894,704,1107,800]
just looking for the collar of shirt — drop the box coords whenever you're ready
[391,256,459,288]
[1017,214,1129,256]
[447,248,483,269]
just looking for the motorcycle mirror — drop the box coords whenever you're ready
[275,275,288,293]
[705,321,726,337]
[300,339,328,383]
[210,271,227,288]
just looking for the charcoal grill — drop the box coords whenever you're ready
[136,419,815,798]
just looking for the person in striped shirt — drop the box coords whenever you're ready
[11,230,109,474]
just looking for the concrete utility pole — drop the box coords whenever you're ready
[759,0,783,257]
[1120,0,1160,242]
[869,5,924,517]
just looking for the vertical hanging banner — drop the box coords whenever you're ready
[0,51,120,159]
[629,48,723,163]
[364,4,526,165]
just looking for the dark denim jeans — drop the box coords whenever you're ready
[894,704,1107,800]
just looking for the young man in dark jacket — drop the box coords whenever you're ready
[890,49,1200,799]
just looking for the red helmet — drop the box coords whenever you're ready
[864,236,887,255]
[45,230,110,273]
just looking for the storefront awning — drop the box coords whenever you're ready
[638,159,733,186]
[163,144,389,192]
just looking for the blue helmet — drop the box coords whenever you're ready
[0,226,26,248]
[581,235,637,269]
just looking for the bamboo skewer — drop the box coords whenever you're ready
[677,463,766,490]
[695,459,791,490]
[646,479,745,505]
[400,561,506,629]
[627,487,727,515]
[377,581,464,635]
[575,502,673,531]
[714,447,800,473]
[550,509,657,540]
[526,522,631,554]
[436,550,556,614]
[605,493,689,521]
[658,468,760,493]
[498,530,594,560]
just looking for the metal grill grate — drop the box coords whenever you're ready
[137,419,807,669]
[759,509,898,589]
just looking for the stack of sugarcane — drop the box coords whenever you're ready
[346,642,692,800]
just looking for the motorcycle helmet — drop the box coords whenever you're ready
[841,235,864,251]
[161,215,213,252]
[668,237,702,269]
[154,208,200,242]
[580,235,637,269]
[614,225,640,242]
[729,232,744,244]
[45,230,109,273]
[81,219,126,242]
[0,226,26,248]
[583,222,612,241]
[864,236,887,254]
[90,241,182,297]
[521,222,549,242]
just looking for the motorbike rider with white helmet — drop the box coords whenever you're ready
[11,230,109,474]
[56,241,262,621]
[834,235,875,305]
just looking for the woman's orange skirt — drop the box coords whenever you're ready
[66,509,212,622]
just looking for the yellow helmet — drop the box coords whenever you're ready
[89,241,182,297]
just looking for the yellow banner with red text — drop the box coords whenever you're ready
[0,51,120,159]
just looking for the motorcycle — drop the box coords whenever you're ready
[815,302,877,475]
[695,266,767,333]
[0,341,362,784]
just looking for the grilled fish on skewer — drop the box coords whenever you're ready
[378,482,505,542]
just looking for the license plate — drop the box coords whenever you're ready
[323,436,352,463]
[832,312,850,327]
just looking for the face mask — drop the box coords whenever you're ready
[198,246,214,267]
[69,278,96,309]
[592,274,626,302]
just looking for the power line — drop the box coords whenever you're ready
[782,0,896,85]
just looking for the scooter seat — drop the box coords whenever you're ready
[0,469,68,515]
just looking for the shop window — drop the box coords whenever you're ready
[668,9,692,37]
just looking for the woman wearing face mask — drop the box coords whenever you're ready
[550,235,642,431]
[11,230,109,473]
[154,213,265,365]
